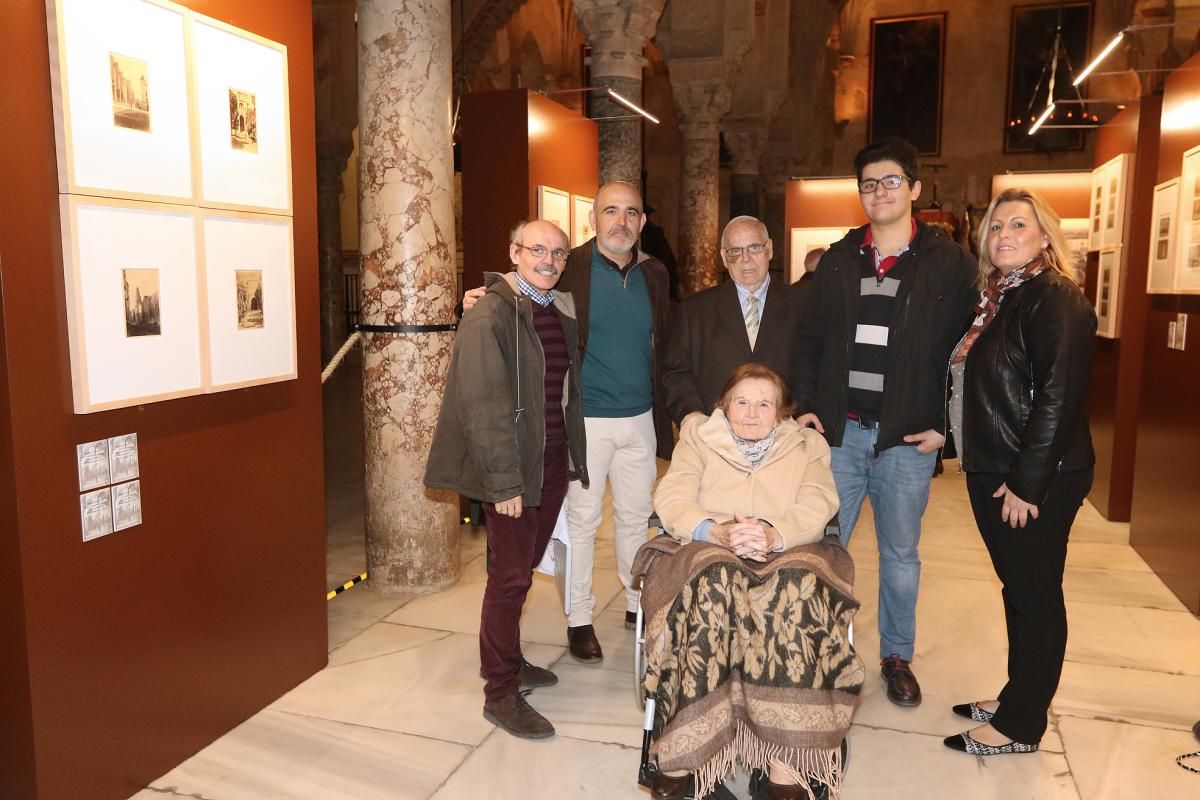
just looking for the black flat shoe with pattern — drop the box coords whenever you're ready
[943,731,1037,755]
[951,702,996,723]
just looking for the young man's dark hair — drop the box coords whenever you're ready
[854,138,921,184]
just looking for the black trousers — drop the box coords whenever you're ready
[966,468,1093,744]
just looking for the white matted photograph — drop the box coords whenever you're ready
[202,213,297,390]
[1096,245,1122,339]
[571,194,594,247]
[789,227,849,283]
[1093,153,1131,250]
[191,15,291,213]
[108,432,140,483]
[60,197,203,413]
[537,186,570,234]
[80,487,114,541]
[47,0,193,201]
[1059,217,1089,285]
[76,439,110,491]
[111,480,143,532]
[1147,178,1179,294]
[1176,144,1200,295]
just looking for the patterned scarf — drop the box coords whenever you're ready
[952,254,1046,364]
[726,420,778,469]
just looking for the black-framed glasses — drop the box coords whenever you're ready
[514,243,570,261]
[858,174,907,194]
[723,241,768,259]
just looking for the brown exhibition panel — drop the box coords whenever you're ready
[784,178,869,231]
[0,1,327,798]
[1087,100,1159,524]
[989,171,1091,220]
[461,89,599,294]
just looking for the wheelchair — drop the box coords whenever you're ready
[631,517,852,800]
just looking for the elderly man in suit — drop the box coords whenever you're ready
[662,215,804,427]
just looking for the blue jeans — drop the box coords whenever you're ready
[831,420,936,662]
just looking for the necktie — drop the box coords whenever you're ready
[744,293,759,349]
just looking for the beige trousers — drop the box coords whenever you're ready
[566,411,657,627]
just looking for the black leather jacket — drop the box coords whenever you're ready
[961,269,1096,504]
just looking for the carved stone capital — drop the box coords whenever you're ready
[670,58,734,139]
[574,0,667,80]
[760,145,793,195]
[723,118,768,175]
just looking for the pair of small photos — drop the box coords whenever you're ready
[76,433,142,541]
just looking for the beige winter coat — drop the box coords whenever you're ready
[654,409,839,550]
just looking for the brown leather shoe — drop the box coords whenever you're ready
[881,654,922,707]
[482,692,555,739]
[517,660,558,688]
[650,771,689,799]
[567,624,603,663]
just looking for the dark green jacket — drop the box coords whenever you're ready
[424,272,588,505]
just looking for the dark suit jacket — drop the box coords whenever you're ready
[661,278,804,425]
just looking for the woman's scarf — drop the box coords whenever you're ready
[726,419,778,469]
[952,253,1046,364]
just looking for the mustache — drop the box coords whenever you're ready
[533,265,559,276]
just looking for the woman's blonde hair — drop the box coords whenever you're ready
[975,188,1075,286]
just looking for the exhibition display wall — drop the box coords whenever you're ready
[0,0,327,797]
[783,178,869,282]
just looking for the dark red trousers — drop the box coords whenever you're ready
[480,439,568,700]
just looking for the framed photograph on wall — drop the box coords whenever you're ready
[571,195,594,247]
[789,227,849,284]
[1175,144,1200,294]
[537,186,570,234]
[1095,245,1122,339]
[46,0,194,201]
[60,197,204,413]
[1059,217,1089,284]
[1147,178,1179,294]
[191,14,292,214]
[869,13,945,155]
[1004,2,1091,153]
[201,213,297,390]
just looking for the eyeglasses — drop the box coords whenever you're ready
[858,174,908,194]
[723,241,768,259]
[514,243,570,261]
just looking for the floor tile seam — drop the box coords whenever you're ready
[1061,657,1200,678]
[326,630,457,669]
[1052,708,1198,733]
[269,708,482,749]
[142,784,222,800]
[1045,712,1084,800]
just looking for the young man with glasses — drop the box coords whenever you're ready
[663,215,805,427]
[792,139,977,707]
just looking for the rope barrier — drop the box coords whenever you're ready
[326,572,368,601]
[320,331,362,384]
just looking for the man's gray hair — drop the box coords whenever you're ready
[721,215,770,247]
[510,220,529,245]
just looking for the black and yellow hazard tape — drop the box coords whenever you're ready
[326,572,368,601]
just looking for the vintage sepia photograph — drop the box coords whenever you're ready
[236,269,264,329]
[110,52,151,132]
[111,480,143,532]
[123,268,161,337]
[108,432,139,483]
[76,439,111,491]
[80,487,114,541]
[229,88,258,152]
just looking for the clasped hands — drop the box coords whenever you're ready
[709,513,780,562]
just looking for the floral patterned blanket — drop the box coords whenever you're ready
[633,537,864,799]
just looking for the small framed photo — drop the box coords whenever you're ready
[201,213,297,390]
[46,0,193,201]
[80,487,114,541]
[1095,246,1122,339]
[1175,145,1200,295]
[111,480,143,531]
[571,195,594,247]
[1147,178,1179,294]
[191,14,292,213]
[76,439,111,491]
[108,432,140,483]
[1059,217,1089,285]
[537,186,570,234]
[60,196,204,413]
[788,227,848,283]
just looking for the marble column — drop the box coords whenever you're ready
[574,1,667,187]
[673,68,732,294]
[760,147,791,275]
[357,0,459,594]
[725,121,766,220]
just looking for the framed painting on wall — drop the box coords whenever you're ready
[1059,217,1089,283]
[537,186,570,234]
[1175,144,1200,294]
[1095,245,1122,339]
[191,14,292,214]
[1086,154,1131,250]
[46,0,194,201]
[201,213,297,390]
[1147,178,1179,294]
[789,227,848,284]
[1004,2,1092,153]
[869,13,945,155]
[59,196,204,413]
[571,195,594,247]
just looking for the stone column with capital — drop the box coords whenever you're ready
[760,146,792,275]
[357,0,459,594]
[574,0,667,187]
[724,120,767,219]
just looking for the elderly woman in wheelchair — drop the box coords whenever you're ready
[632,364,863,800]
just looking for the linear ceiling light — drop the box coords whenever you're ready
[1074,32,1125,86]
[606,89,660,124]
[1029,104,1056,136]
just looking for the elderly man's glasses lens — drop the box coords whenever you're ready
[858,175,907,194]
[515,243,569,261]
[723,241,768,259]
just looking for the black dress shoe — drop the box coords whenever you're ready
[952,702,995,722]
[880,654,921,706]
[943,731,1037,755]
[567,624,603,663]
[625,610,638,630]
[650,771,690,800]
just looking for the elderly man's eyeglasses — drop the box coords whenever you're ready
[723,241,768,259]
[858,175,907,194]
[514,243,570,261]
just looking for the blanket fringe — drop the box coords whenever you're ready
[690,720,843,800]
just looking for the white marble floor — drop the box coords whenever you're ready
[131,363,1200,799]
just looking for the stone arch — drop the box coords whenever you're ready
[453,0,527,97]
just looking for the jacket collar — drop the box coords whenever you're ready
[693,408,808,471]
